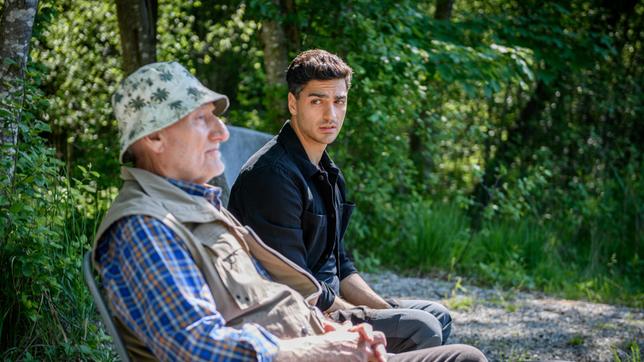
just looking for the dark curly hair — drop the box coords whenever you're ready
[286,49,353,98]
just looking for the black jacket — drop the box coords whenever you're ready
[229,121,356,311]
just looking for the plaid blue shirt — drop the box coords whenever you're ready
[95,178,280,361]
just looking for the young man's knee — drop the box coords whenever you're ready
[402,300,453,343]
[423,301,452,326]
[400,310,444,348]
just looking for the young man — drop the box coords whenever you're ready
[229,50,456,353]
[94,61,486,361]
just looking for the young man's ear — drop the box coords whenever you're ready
[288,92,298,117]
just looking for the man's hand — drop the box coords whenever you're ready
[276,322,387,362]
[348,323,387,362]
[325,295,356,313]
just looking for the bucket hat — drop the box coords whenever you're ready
[112,61,229,163]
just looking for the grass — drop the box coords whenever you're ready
[567,334,585,346]
[443,295,475,311]
[356,201,644,308]
[613,340,641,362]
[486,288,518,306]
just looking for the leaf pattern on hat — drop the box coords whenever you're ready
[128,128,137,142]
[160,70,173,82]
[114,92,123,104]
[128,96,147,111]
[129,122,146,142]
[152,87,169,103]
[187,87,205,101]
[128,79,140,91]
[169,100,184,111]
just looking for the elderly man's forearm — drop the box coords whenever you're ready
[275,331,384,362]
[130,319,279,362]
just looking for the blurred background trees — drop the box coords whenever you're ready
[0,0,642,359]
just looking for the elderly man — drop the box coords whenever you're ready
[92,61,486,361]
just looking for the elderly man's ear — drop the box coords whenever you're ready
[137,131,165,154]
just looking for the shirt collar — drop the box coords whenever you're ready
[166,178,222,209]
[277,120,341,180]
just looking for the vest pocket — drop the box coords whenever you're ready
[210,234,279,310]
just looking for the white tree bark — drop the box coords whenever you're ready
[0,0,38,186]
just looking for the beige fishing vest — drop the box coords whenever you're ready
[92,167,326,361]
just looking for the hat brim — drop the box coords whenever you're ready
[211,94,229,116]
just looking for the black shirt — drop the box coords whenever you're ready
[229,121,356,311]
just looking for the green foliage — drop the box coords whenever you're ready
[0,58,115,360]
[31,1,123,186]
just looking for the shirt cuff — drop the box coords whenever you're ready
[239,324,281,362]
[314,282,337,311]
[339,262,358,280]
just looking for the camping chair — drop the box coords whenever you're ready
[211,125,273,206]
[83,251,131,362]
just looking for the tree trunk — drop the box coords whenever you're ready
[434,0,455,20]
[261,19,288,91]
[0,0,38,187]
[282,0,300,51]
[115,0,157,75]
[260,0,291,128]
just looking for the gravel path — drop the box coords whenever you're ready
[363,272,643,362]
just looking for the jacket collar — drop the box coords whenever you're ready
[120,166,226,224]
[277,121,340,181]
[166,178,221,210]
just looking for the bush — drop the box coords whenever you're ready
[0,62,116,360]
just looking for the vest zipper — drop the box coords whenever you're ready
[244,226,323,304]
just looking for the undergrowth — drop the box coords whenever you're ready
[350,202,643,308]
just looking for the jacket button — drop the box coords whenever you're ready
[301,327,309,336]
[236,294,242,300]
[330,214,335,219]
[318,175,324,181]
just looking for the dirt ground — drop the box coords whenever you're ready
[363,272,643,362]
